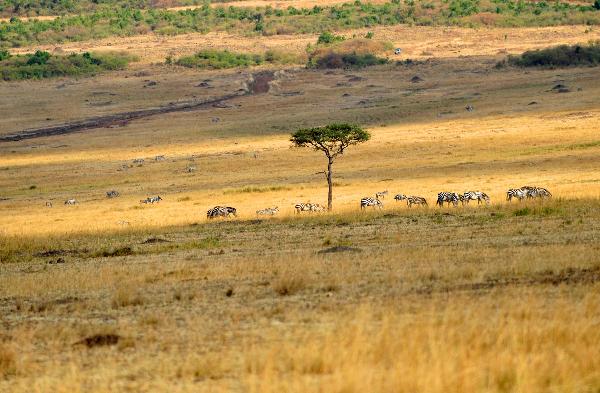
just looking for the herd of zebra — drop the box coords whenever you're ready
[50,184,552,219]
[359,185,551,210]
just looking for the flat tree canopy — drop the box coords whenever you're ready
[291,123,370,210]
[290,123,370,158]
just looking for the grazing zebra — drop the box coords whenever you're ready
[309,203,326,212]
[154,155,166,161]
[394,194,427,208]
[106,190,120,198]
[45,201,53,208]
[360,197,383,210]
[406,196,428,208]
[462,191,490,205]
[506,188,527,202]
[436,192,459,207]
[64,199,77,205]
[256,207,279,216]
[207,206,237,219]
[294,203,325,213]
[375,190,389,199]
[140,195,162,204]
[521,185,552,199]
[132,158,145,164]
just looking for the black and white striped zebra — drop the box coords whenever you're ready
[45,201,53,208]
[140,195,162,204]
[360,197,383,210]
[506,188,527,202]
[375,190,388,199]
[521,185,552,199]
[294,203,325,213]
[394,194,427,207]
[256,206,279,216]
[462,191,490,205]
[207,206,237,219]
[406,196,427,208]
[64,198,77,205]
[106,190,120,198]
[436,192,459,207]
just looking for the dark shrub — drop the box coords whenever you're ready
[312,52,387,69]
[507,42,600,67]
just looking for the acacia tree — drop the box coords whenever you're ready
[291,123,371,211]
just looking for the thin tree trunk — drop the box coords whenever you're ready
[327,157,333,211]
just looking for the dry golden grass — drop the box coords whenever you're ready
[1,25,600,392]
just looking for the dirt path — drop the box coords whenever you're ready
[0,71,275,142]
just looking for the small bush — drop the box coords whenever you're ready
[506,42,600,67]
[514,207,531,216]
[176,49,300,69]
[308,38,390,69]
[317,31,345,45]
[111,285,144,308]
[272,270,309,296]
[0,50,10,61]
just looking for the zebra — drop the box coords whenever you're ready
[436,192,459,207]
[64,199,77,205]
[532,187,552,199]
[186,166,196,173]
[309,203,326,212]
[360,197,383,210]
[256,207,279,216]
[207,206,237,219]
[375,190,389,199]
[45,201,53,208]
[394,194,427,207]
[406,196,428,208]
[132,158,145,164]
[506,188,527,202]
[462,191,490,205]
[140,196,162,204]
[106,190,120,198]
[154,155,166,161]
[465,104,474,112]
[521,186,552,199]
[294,203,325,213]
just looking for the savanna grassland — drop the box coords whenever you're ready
[1,1,600,392]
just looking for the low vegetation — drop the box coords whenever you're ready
[0,50,136,80]
[307,38,390,69]
[504,42,600,67]
[175,49,298,69]
[2,0,600,48]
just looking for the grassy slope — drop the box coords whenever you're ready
[1,199,599,391]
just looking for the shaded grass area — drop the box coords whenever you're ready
[0,50,136,80]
